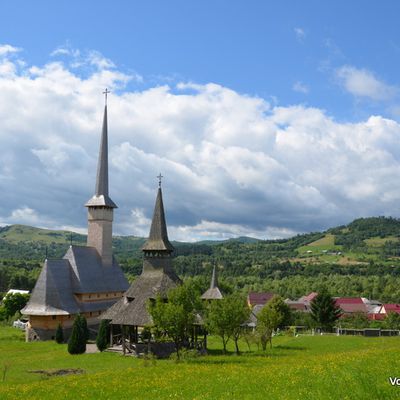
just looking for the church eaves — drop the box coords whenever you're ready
[85,104,117,208]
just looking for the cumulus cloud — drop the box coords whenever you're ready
[1,44,400,241]
[336,65,397,101]
[0,44,21,56]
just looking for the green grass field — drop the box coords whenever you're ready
[1,327,400,399]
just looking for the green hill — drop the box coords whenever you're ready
[3,217,400,301]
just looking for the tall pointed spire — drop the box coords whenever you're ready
[201,264,223,300]
[142,183,174,252]
[210,264,218,289]
[86,91,117,267]
[95,105,109,197]
[85,91,117,208]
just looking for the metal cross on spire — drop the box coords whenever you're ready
[103,88,110,105]
[157,173,163,188]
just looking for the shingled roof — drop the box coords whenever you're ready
[201,265,223,300]
[64,246,128,293]
[102,185,181,326]
[103,272,180,326]
[141,188,174,252]
[22,259,79,316]
[22,246,129,316]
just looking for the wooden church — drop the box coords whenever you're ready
[22,95,129,341]
[101,181,181,350]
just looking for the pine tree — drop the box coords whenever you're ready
[96,319,110,352]
[81,314,90,341]
[310,289,341,332]
[68,314,87,354]
[55,323,64,344]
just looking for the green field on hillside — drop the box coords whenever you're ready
[0,326,399,399]
[0,225,86,245]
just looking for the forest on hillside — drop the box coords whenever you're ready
[2,217,400,301]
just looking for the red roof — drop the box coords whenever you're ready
[383,304,400,314]
[299,292,318,303]
[248,292,275,306]
[335,297,364,304]
[335,298,367,314]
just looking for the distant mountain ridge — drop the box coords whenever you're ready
[3,217,400,301]
[1,217,400,263]
[0,224,260,260]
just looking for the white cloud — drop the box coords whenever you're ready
[8,207,41,225]
[294,28,306,42]
[1,46,400,241]
[336,65,397,101]
[293,81,309,94]
[0,44,21,56]
[169,220,297,242]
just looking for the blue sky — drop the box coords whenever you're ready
[3,1,400,119]
[1,1,400,240]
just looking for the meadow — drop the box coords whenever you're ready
[0,327,400,399]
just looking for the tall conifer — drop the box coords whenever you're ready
[96,319,110,352]
[68,314,87,354]
[310,289,341,331]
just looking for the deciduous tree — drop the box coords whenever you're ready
[149,281,202,359]
[1,293,30,319]
[205,294,250,354]
[256,296,290,350]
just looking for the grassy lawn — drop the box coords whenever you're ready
[1,327,400,399]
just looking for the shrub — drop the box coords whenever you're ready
[96,320,110,352]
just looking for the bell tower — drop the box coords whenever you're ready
[85,89,117,267]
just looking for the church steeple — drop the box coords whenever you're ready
[86,90,117,208]
[201,264,223,300]
[85,90,116,267]
[209,264,218,289]
[142,179,174,253]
